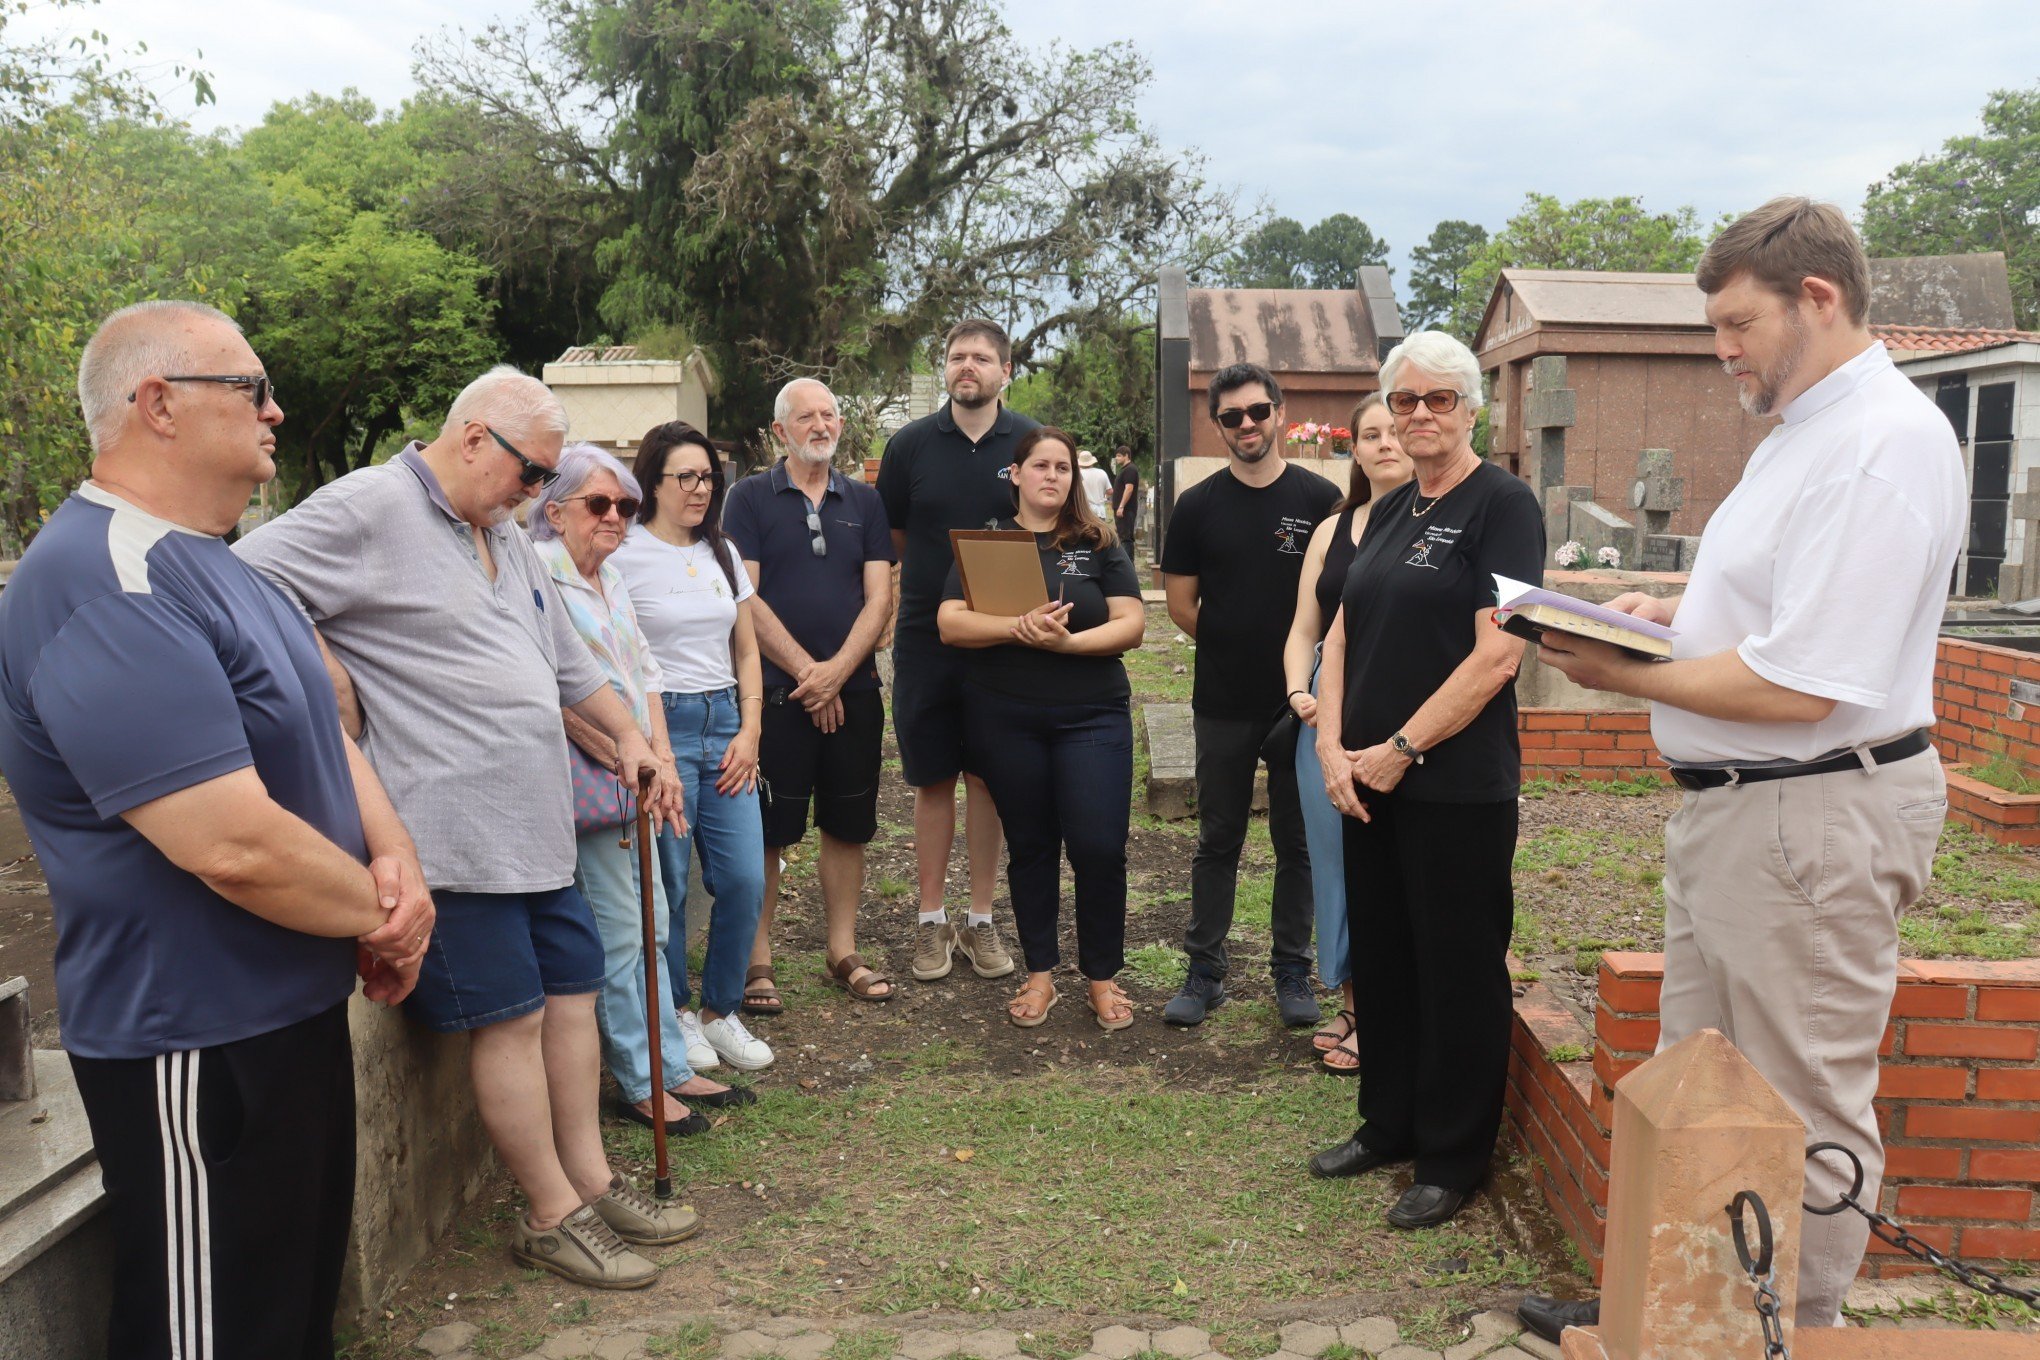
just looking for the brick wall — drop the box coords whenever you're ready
[1519,709,1664,783]
[1506,953,2040,1283]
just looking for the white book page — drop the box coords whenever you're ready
[1493,575,1678,640]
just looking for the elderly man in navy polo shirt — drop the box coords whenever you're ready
[723,378,897,1010]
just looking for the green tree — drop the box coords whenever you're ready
[1450,194,1707,341]
[1404,219,1488,336]
[1223,212,1389,290]
[1862,85,2040,329]
[1006,321,1157,465]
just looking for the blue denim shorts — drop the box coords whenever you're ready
[405,886,606,1033]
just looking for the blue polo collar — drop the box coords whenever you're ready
[767,457,851,502]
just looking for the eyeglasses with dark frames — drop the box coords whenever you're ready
[659,469,714,492]
[1215,400,1275,429]
[564,494,640,520]
[1384,389,1465,416]
[481,424,560,487]
[805,508,828,558]
[129,374,276,410]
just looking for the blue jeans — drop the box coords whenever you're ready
[658,688,767,1018]
[1295,652,1353,988]
[574,834,693,1103]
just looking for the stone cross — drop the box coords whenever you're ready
[1523,355,1577,494]
[1629,449,1684,538]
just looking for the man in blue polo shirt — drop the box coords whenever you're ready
[0,300,432,1359]
[723,379,896,1011]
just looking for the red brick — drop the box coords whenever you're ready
[1882,1145,1965,1180]
[1590,1080,1615,1132]
[1887,983,1972,1019]
[1880,1024,1898,1058]
[1595,1004,1660,1054]
[1523,712,1577,730]
[1895,1185,2033,1220]
[1600,951,1666,978]
[1537,748,1585,766]
[1977,987,2040,1021]
[1875,1065,1970,1099]
[1597,966,1663,1016]
[1961,1227,2040,1261]
[1574,731,1617,749]
[1975,1068,2040,1101]
[1518,730,1557,749]
[1906,1106,2040,1142]
[1903,1024,2040,1060]
[1594,1041,1644,1091]
[1970,1148,2040,1182]
[1614,733,1659,751]
[1865,1224,1956,1255]
[1581,750,1639,767]
[1981,652,2017,675]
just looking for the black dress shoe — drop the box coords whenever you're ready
[1386,1182,1468,1228]
[618,1103,711,1136]
[1517,1295,1599,1343]
[1306,1134,1404,1179]
[677,1083,758,1110]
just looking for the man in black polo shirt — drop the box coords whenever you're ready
[723,379,897,1010]
[1111,445,1141,555]
[1159,363,1340,1027]
[876,318,1039,984]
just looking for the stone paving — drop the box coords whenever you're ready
[408,1311,1560,1360]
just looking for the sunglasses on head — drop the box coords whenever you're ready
[130,373,276,410]
[565,494,640,520]
[483,424,560,486]
[1215,401,1275,428]
[1385,389,1464,416]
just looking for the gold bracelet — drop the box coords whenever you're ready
[739,695,764,705]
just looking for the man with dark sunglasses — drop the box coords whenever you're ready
[1159,362,1339,1029]
[239,365,697,1290]
[722,378,897,1012]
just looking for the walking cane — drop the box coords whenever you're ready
[633,765,673,1200]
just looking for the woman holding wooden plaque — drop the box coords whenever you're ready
[937,427,1145,1031]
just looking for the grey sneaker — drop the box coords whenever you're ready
[912,920,957,981]
[1162,972,1226,1027]
[955,918,1016,978]
[512,1204,657,1289]
[594,1174,702,1246]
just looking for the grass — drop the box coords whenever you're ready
[600,1067,1536,1321]
[1545,1042,1591,1063]
[1123,941,1189,991]
[646,1322,721,1360]
[1963,750,2040,796]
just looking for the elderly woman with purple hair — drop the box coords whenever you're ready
[528,443,752,1132]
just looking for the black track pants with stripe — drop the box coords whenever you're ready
[69,1001,356,1360]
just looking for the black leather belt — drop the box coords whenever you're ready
[1666,729,1931,791]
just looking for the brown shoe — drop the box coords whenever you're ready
[955,918,1016,978]
[511,1205,657,1289]
[912,920,957,981]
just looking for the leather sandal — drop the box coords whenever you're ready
[827,952,894,1003]
[1319,1026,1358,1076]
[741,963,784,1016]
[1007,977,1058,1028]
[1312,1007,1356,1054]
[1088,980,1134,1032]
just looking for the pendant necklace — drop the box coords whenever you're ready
[1410,458,1475,519]
[680,541,701,577]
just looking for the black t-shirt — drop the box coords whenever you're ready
[1339,461,1544,802]
[1112,463,1140,521]
[941,519,1142,704]
[876,401,1041,648]
[1159,462,1340,718]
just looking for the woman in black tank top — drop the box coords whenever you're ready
[1279,397,1413,1073]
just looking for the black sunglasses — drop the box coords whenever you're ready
[130,373,275,409]
[1385,389,1464,416]
[483,424,560,487]
[565,494,640,520]
[805,508,827,558]
[1215,401,1275,428]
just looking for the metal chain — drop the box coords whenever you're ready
[1803,1142,2040,1307]
[1727,1190,1793,1359]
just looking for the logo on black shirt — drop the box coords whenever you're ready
[1404,523,1461,569]
[1056,551,1089,576]
[1273,516,1313,555]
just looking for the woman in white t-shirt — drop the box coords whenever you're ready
[613,422,773,1074]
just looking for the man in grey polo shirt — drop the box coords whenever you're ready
[238,365,699,1291]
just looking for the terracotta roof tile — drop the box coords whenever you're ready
[1873,324,2040,356]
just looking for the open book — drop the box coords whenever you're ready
[1492,575,1676,661]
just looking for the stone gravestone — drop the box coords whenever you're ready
[1524,355,1576,495]
[2005,472,2040,604]
[1632,449,1701,573]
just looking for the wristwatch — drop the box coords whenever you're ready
[1390,730,1425,765]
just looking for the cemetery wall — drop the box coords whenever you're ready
[1505,954,2040,1285]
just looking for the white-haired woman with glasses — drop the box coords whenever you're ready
[612,422,774,1075]
[1304,331,1543,1231]
[529,443,749,1133]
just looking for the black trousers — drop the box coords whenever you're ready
[1343,795,1518,1191]
[966,686,1131,979]
[1186,709,1313,980]
[69,1001,356,1360]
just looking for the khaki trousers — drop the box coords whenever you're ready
[1658,748,1946,1326]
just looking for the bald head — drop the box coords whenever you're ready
[77,301,242,453]
[772,379,842,466]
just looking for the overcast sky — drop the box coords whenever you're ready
[31,0,2040,277]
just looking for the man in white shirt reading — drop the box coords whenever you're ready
[1529,197,1963,1337]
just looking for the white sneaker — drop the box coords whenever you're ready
[675,1009,720,1071]
[700,1013,774,1071]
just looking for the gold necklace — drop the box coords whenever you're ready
[1410,458,1476,519]
[678,540,702,577]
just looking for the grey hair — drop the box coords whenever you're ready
[772,376,836,425]
[77,300,242,452]
[1379,330,1485,412]
[527,442,642,541]
[442,364,568,445]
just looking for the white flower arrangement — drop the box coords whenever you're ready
[1554,540,1584,568]
[1595,545,1622,568]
